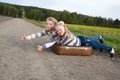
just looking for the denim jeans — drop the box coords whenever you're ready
[77,36,100,46]
[77,36,112,52]
[88,36,100,41]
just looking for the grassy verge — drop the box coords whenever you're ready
[24,18,120,54]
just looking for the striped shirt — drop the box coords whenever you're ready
[42,33,82,49]
[59,34,81,46]
[41,33,82,49]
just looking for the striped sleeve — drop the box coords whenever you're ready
[26,30,47,40]
[59,35,81,46]
[67,37,81,46]
[42,38,57,49]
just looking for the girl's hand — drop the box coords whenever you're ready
[21,34,27,41]
[37,45,43,51]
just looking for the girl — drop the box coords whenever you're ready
[21,17,58,50]
[55,21,115,59]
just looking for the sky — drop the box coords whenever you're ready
[0,0,120,20]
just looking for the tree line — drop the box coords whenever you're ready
[0,2,120,28]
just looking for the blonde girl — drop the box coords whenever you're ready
[55,21,115,59]
[21,17,57,51]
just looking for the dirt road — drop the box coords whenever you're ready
[0,16,120,80]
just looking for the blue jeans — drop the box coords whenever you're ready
[88,36,101,41]
[77,36,112,52]
[77,36,100,46]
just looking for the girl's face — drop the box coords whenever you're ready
[45,20,55,30]
[55,25,65,36]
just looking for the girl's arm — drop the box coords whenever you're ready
[37,38,57,51]
[42,38,57,49]
[26,30,47,40]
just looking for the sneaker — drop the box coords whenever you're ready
[99,35,104,43]
[110,48,115,59]
[99,35,104,52]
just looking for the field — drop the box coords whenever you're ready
[24,18,120,54]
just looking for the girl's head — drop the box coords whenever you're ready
[55,21,74,39]
[45,17,57,30]
[55,21,65,36]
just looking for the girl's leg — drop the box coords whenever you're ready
[88,41,111,50]
[88,35,104,43]
[88,41,115,58]
[88,36,100,41]
[77,35,103,45]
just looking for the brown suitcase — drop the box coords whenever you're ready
[52,45,93,56]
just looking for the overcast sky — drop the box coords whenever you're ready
[0,0,120,20]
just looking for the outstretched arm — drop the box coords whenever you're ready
[24,30,47,40]
[37,38,57,51]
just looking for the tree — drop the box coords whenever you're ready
[0,2,119,28]
[113,19,120,28]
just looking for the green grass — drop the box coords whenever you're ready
[24,18,120,54]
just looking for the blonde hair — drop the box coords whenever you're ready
[46,17,58,26]
[56,21,74,43]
